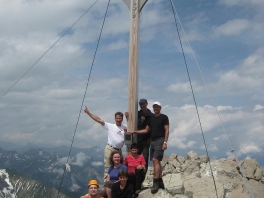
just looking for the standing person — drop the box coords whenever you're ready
[84,106,127,180]
[81,180,104,198]
[130,101,169,194]
[104,151,127,198]
[111,170,134,198]
[125,99,153,176]
[124,143,146,197]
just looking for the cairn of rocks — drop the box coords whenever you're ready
[138,151,264,198]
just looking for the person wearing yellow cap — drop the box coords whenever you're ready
[80,180,104,198]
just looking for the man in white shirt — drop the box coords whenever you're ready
[84,106,127,179]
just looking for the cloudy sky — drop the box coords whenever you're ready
[0,0,263,163]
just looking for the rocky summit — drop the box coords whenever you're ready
[139,151,264,198]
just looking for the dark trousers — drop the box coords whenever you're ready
[128,169,144,190]
[138,140,150,176]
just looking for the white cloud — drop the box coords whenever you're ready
[106,40,128,50]
[219,0,264,7]
[245,155,252,159]
[54,152,89,167]
[3,133,35,141]
[214,134,229,141]
[0,0,263,166]
[240,143,263,154]
[167,103,264,157]
[200,144,219,152]
[166,82,203,94]
[71,152,90,167]
[54,157,68,166]
[216,48,264,96]
[169,137,197,149]
[213,19,250,36]
[216,106,234,111]
[70,184,81,192]
[226,151,234,158]
[91,161,103,167]
[52,168,64,175]
[254,105,264,111]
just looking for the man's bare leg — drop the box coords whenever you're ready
[152,158,161,178]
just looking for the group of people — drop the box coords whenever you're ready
[82,99,169,197]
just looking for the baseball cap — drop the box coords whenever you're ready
[153,101,161,107]
[139,99,147,104]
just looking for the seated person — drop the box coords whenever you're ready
[81,179,104,198]
[111,170,134,198]
[124,143,146,196]
[105,150,127,198]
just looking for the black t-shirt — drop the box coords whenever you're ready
[111,181,134,198]
[148,114,169,139]
[137,109,153,141]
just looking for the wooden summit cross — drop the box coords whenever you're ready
[123,0,148,151]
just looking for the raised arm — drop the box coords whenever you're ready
[84,106,105,126]
[162,124,169,150]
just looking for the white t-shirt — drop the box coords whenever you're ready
[104,122,126,149]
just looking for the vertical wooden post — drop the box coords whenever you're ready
[127,0,140,143]
[123,0,148,153]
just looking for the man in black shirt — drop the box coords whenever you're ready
[126,99,153,175]
[130,101,169,194]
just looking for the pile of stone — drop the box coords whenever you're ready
[138,151,264,198]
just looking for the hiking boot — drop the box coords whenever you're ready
[134,190,140,197]
[151,178,159,194]
[159,178,165,189]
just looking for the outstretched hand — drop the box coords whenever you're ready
[84,106,89,114]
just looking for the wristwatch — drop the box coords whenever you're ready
[163,142,167,144]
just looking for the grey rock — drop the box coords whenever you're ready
[254,167,263,180]
[173,195,191,198]
[138,188,174,198]
[240,159,260,179]
[186,151,198,161]
[169,153,177,161]
[161,156,169,168]
[183,160,201,175]
[248,179,264,198]
[199,155,209,164]
[163,163,178,176]
[170,159,182,168]
[163,173,184,195]
[176,156,185,164]
[140,152,264,198]
[180,164,187,172]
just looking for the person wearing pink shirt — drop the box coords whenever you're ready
[124,143,146,197]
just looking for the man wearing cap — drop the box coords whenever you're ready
[84,106,127,180]
[125,99,153,176]
[81,179,104,198]
[130,101,169,194]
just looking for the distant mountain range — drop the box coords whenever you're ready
[0,142,105,198]
[0,168,70,198]
[1,140,263,198]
